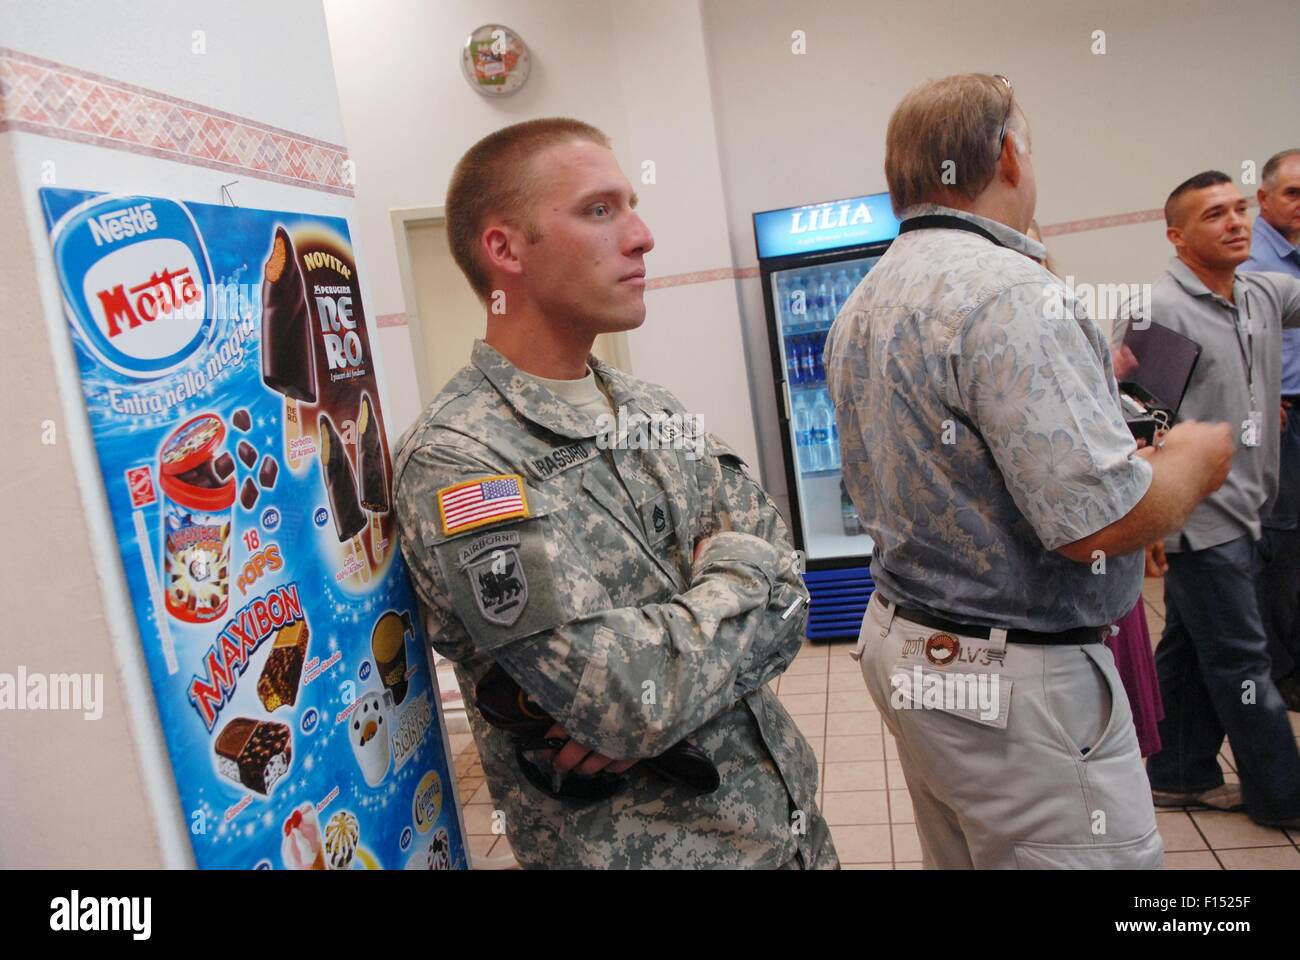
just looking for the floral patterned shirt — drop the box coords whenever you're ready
[825,204,1151,631]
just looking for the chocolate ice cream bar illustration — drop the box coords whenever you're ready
[356,392,389,563]
[261,227,316,469]
[318,413,369,582]
[214,717,291,795]
[257,618,310,711]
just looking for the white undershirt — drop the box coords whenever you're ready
[518,366,613,420]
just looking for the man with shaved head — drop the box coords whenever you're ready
[1113,170,1300,829]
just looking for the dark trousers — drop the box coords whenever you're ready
[1147,535,1300,823]
[1258,408,1300,679]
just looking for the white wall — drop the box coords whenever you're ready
[323,0,761,466]
[700,0,1300,499]
[0,0,374,867]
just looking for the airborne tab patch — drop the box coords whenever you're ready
[437,474,530,536]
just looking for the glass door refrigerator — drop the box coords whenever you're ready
[753,191,899,641]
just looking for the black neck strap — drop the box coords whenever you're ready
[898,214,1006,248]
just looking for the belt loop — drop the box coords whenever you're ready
[879,593,896,638]
[988,626,1008,655]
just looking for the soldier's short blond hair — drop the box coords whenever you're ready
[446,118,612,302]
[884,74,1027,216]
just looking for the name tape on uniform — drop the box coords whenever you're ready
[525,441,597,481]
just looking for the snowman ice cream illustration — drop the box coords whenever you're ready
[348,689,393,787]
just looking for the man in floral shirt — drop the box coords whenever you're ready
[825,73,1233,868]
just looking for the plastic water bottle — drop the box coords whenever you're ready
[775,277,790,325]
[800,335,817,384]
[820,272,838,321]
[840,479,860,535]
[788,275,807,328]
[834,270,854,312]
[793,394,814,472]
[786,336,803,386]
[812,332,826,383]
[811,390,838,471]
[815,273,832,324]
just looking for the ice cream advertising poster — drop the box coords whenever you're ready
[40,188,466,871]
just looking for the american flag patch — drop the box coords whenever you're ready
[437,474,530,536]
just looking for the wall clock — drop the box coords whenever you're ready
[461,24,531,97]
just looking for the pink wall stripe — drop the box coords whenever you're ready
[375,312,408,328]
[645,267,737,290]
[0,46,354,196]
[1042,197,1257,238]
[1041,207,1165,237]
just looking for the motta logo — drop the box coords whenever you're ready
[49,194,215,379]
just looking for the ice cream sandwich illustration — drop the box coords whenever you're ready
[257,618,310,712]
[214,717,291,796]
[261,227,316,469]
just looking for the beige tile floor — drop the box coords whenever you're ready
[448,578,1300,869]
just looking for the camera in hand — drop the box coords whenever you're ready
[1119,388,1165,446]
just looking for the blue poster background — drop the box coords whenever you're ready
[40,188,466,871]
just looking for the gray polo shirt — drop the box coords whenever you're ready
[826,204,1152,632]
[1112,259,1300,552]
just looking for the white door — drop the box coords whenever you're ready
[399,212,630,406]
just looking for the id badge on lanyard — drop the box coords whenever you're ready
[1238,290,1261,448]
[1244,409,1263,448]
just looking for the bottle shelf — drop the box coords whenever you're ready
[782,321,833,337]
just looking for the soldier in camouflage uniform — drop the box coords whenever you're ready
[394,119,835,869]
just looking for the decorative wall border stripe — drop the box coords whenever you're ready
[1042,197,1257,238]
[0,47,354,196]
[645,266,740,290]
[375,312,408,328]
[1041,208,1164,237]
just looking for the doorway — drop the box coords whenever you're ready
[392,206,631,405]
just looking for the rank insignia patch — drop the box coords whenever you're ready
[640,493,674,546]
[437,474,529,536]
